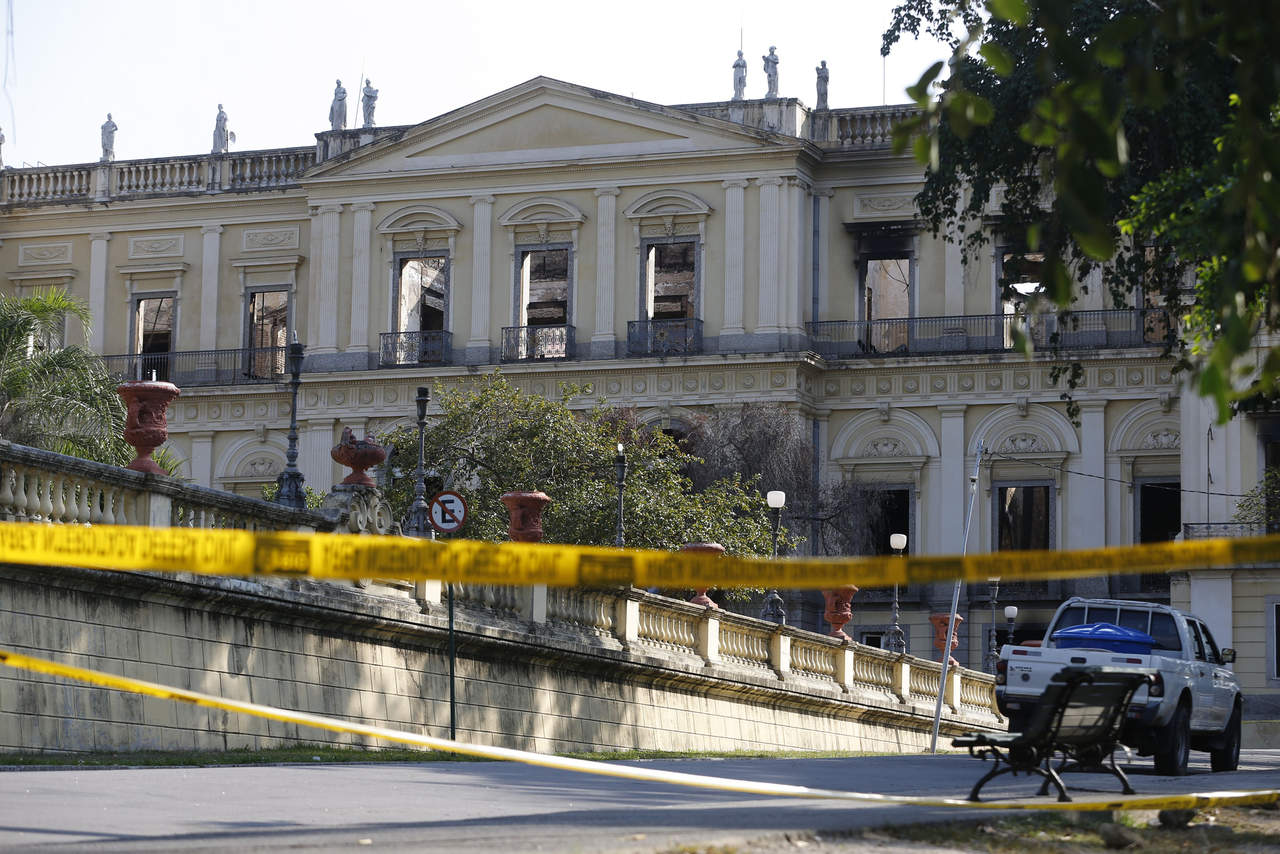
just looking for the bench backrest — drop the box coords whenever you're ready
[1013,667,1151,748]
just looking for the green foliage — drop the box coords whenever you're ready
[1230,467,1280,527]
[883,0,1280,420]
[380,373,785,556]
[0,289,135,466]
[259,481,328,510]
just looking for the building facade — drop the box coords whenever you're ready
[2,75,1257,682]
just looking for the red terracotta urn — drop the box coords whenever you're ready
[116,380,181,474]
[500,491,552,543]
[822,585,859,641]
[930,613,964,667]
[681,542,725,608]
[330,426,387,487]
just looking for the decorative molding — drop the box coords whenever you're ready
[497,196,586,228]
[863,437,906,457]
[375,205,461,236]
[230,254,305,270]
[854,193,915,218]
[236,453,282,478]
[128,234,184,259]
[999,432,1047,454]
[243,226,300,252]
[623,189,712,220]
[7,268,76,284]
[1141,428,1180,450]
[18,242,72,266]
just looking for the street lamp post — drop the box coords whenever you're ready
[761,490,787,624]
[403,386,431,538]
[614,442,627,548]
[1005,605,1019,648]
[274,337,306,509]
[986,576,1001,673]
[888,532,908,654]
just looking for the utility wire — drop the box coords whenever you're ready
[984,449,1250,499]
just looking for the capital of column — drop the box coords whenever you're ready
[316,204,343,215]
[351,202,376,213]
[754,176,783,187]
[812,187,835,199]
[594,186,621,198]
[1078,399,1108,413]
[721,178,748,190]
[189,430,216,441]
[201,224,224,236]
[938,403,968,417]
[89,231,111,242]
[470,194,496,206]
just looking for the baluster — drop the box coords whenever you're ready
[73,483,90,524]
[0,462,13,519]
[21,467,43,519]
[38,474,55,521]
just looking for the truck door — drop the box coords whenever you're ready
[1186,621,1217,729]
[1195,620,1233,728]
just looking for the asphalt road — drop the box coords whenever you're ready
[1,749,1276,853]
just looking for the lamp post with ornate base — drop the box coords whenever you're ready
[888,532,908,654]
[986,576,1001,673]
[402,386,431,538]
[274,338,306,509]
[1005,604,1019,649]
[761,490,787,624]
[614,443,627,548]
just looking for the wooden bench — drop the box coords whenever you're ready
[953,666,1154,802]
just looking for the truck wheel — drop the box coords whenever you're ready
[1210,703,1242,772]
[1154,701,1191,776]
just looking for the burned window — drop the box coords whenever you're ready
[996,483,1053,551]
[398,256,448,332]
[645,241,697,321]
[134,296,174,355]
[520,248,569,326]
[864,257,911,322]
[1000,251,1046,312]
[246,289,289,350]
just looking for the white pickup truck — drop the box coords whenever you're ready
[996,597,1242,776]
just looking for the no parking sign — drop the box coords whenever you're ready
[429,491,468,534]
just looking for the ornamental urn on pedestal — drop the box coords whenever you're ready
[116,380,181,474]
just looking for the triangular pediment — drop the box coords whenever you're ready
[306,77,796,179]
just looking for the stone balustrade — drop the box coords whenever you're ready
[416,580,1000,720]
[808,105,919,148]
[1,147,317,207]
[0,439,331,531]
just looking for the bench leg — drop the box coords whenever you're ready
[1033,764,1072,802]
[1108,753,1136,795]
[967,762,1012,802]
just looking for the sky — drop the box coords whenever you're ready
[0,0,949,168]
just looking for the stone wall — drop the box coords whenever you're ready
[0,564,1002,755]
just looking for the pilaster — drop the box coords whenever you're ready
[313,204,343,354]
[467,195,495,364]
[590,187,620,359]
[299,418,336,493]
[813,188,833,323]
[198,225,222,351]
[347,203,375,357]
[88,232,111,352]
[755,177,782,337]
[721,179,747,342]
[188,429,215,488]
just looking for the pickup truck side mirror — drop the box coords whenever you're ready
[1222,648,1236,664]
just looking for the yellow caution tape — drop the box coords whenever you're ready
[0,647,1274,811]
[0,521,1275,590]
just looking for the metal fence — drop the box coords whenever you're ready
[626,318,704,357]
[500,324,575,362]
[378,331,452,367]
[102,347,286,387]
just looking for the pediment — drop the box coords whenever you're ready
[305,77,796,179]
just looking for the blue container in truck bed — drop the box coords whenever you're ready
[1051,622,1156,655]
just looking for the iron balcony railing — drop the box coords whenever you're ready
[1182,522,1269,539]
[806,308,1172,360]
[102,347,286,387]
[378,330,453,367]
[501,324,574,362]
[627,318,704,357]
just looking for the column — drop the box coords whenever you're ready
[88,232,110,352]
[755,177,782,337]
[786,179,808,336]
[188,430,215,488]
[467,195,495,364]
[721,179,747,343]
[932,404,969,620]
[944,197,965,316]
[199,226,222,351]
[1069,400,1110,596]
[299,418,335,493]
[813,189,832,323]
[591,187,620,359]
[313,204,342,354]
[347,203,375,358]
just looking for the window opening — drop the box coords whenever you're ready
[1198,621,1222,665]
[1118,609,1150,633]
[1149,612,1181,652]
[520,248,568,326]
[245,289,288,379]
[860,631,885,649]
[1137,480,1179,592]
[866,487,911,556]
[1057,605,1086,629]
[997,484,1052,551]
[134,295,174,381]
[645,242,696,321]
[1188,621,1208,662]
[398,256,448,333]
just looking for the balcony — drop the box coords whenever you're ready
[102,347,286,387]
[501,324,574,362]
[806,308,1172,360]
[379,331,453,367]
[1181,523,1268,539]
[627,319,703,357]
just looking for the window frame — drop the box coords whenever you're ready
[513,241,574,329]
[851,223,917,323]
[242,284,293,352]
[129,290,178,357]
[392,250,450,335]
[638,236,701,323]
[991,479,1057,552]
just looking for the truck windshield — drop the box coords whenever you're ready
[1149,612,1182,652]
